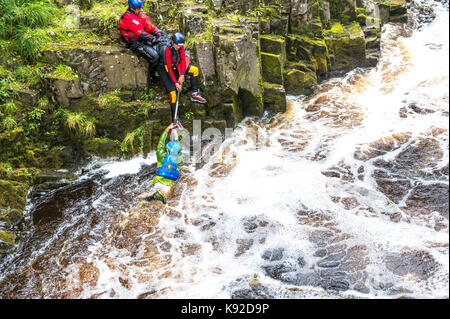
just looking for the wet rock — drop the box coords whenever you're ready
[385,250,438,280]
[285,68,318,95]
[137,290,158,299]
[314,249,327,257]
[318,268,350,291]
[79,262,99,287]
[309,229,335,247]
[322,163,355,182]
[405,184,449,218]
[263,262,296,281]
[0,230,17,255]
[0,179,29,211]
[341,197,360,210]
[182,243,202,257]
[231,281,274,299]
[261,248,284,261]
[367,134,448,218]
[297,256,306,267]
[263,83,287,114]
[354,133,412,161]
[287,271,322,287]
[235,238,254,257]
[373,170,412,203]
[261,52,284,85]
[0,209,23,227]
[32,178,97,228]
[324,22,366,75]
[242,216,269,233]
[382,211,403,223]
[317,251,346,268]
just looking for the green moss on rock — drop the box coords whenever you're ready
[0,179,29,210]
[324,22,366,74]
[263,82,287,115]
[0,230,17,254]
[260,52,284,85]
[82,138,121,158]
[329,0,357,21]
[259,35,286,66]
[286,34,329,76]
[325,22,347,37]
[0,209,23,227]
[285,69,318,96]
[0,166,40,184]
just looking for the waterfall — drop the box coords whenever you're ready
[0,0,448,299]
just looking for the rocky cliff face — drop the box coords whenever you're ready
[0,0,409,256]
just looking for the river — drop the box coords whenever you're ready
[0,0,448,299]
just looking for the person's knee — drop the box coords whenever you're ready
[187,65,199,77]
[169,90,177,103]
[133,45,159,65]
[145,47,159,64]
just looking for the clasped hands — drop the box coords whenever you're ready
[176,75,185,92]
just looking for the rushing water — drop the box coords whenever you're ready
[0,0,448,299]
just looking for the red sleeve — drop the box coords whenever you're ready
[177,46,186,75]
[141,14,158,34]
[164,47,178,84]
[149,23,158,34]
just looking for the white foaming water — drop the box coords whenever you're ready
[84,153,157,179]
[134,0,448,299]
[2,0,447,300]
[76,1,449,299]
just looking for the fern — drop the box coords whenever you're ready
[1,101,17,115]
[65,111,96,136]
[121,124,145,154]
[2,115,17,130]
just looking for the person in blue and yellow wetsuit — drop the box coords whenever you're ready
[139,123,183,204]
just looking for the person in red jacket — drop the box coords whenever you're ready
[157,32,208,126]
[119,0,165,76]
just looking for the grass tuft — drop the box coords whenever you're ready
[50,64,78,80]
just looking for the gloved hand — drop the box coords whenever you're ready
[139,32,153,44]
[154,29,167,38]
[151,37,160,45]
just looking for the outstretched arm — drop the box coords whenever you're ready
[156,124,175,163]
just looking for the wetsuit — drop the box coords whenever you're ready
[157,43,204,122]
[119,9,162,71]
[153,129,183,187]
[143,129,183,204]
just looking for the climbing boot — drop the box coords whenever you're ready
[191,91,207,104]
[144,191,167,205]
